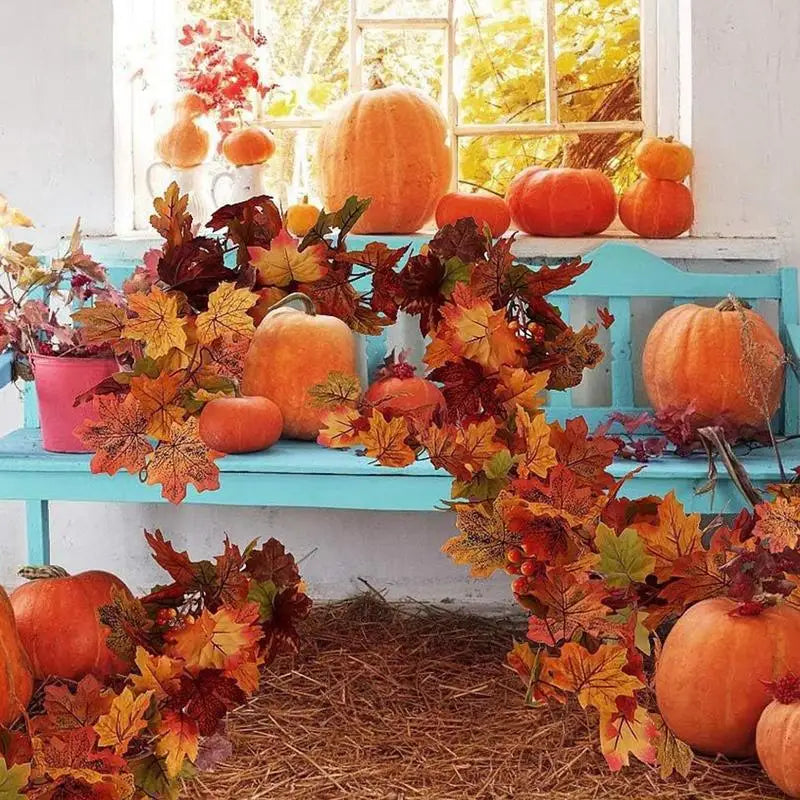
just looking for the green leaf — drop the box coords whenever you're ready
[595,524,655,588]
[299,196,371,251]
[441,257,472,297]
[247,580,278,622]
[484,448,513,480]
[132,753,196,800]
[0,757,30,800]
[608,606,652,655]
[451,450,512,501]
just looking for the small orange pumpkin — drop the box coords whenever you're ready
[642,298,785,428]
[242,293,361,440]
[11,567,135,681]
[222,126,276,167]
[435,192,511,238]
[0,586,33,727]
[317,85,452,234]
[365,356,445,423]
[756,678,800,798]
[635,136,694,181]
[199,396,283,454]
[655,598,800,757]
[157,118,210,168]
[505,167,616,237]
[286,195,321,237]
[619,177,694,238]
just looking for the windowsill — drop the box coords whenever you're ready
[86,231,786,263]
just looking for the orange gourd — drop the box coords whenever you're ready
[365,358,445,422]
[222,126,276,166]
[157,118,210,168]
[286,195,321,237]
[317,85,452,234]
[199,396,283,454]
[635,136,694,181]
[11,567,135,681]
[756,680,800,798]
[0,586,33,727]
[655,598,800,757]
[175,92,207,120]
[619,177,694,238]
[505,167,616,237]
[642,298,785,428]
[435,193,511,238]
[242,293,361,440]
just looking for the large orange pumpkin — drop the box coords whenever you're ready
[222,126,276,166]
[11,567,134,681]
[157,118,210,169]
[635,136,694,181]
[435,192,511,238]
[655,598,800,757]
[199,396,283,454]
[619,177,694,238]
[0,586,33,727]
[241,293,361,440]
[642,298,785,428]
[756,680,800,798]
[317,85,452,234]
[505,166,616,237]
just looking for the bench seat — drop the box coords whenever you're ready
[0,425,795,514]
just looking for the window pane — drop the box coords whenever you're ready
[358,0,447,16]
[555,0,641,123]
[362,29,444,101]
[181,0,253,21]
[562,132,639,192]
[456,0,546,125]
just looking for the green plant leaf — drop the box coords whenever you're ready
[595,524,655,588]
[0,757,30,800]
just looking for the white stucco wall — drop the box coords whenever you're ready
[0,0,799,600]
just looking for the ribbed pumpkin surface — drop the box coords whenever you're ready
[757,701,800,798]
[0,586,33,726]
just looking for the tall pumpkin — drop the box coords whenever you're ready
[655,598,800,757]
[242,293,360,440]
[0,586,33,727]
[642,298,785,428]
[316,85,452,234]
[756,680,800,798]
[11,567,134,681]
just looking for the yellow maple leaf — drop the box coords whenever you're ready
[317,405,362,448]
[359,409,416,467]
[457,418,504,474]
[195,282,258,345]
[73,301,129,345]
[130,371,186,440]
[651,712,694,778]
[130,647,183,701]
[442,502,519,578]
[248,229,327,287]
[124,286,187,359]
[515,406,557,479]
[540,642,643,712]
[753,497,800,553]
[599,704,658,771]
[94,687,153,755]
[496,367,549,414]
[154,709,200,780]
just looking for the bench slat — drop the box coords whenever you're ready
[608,297,634,408]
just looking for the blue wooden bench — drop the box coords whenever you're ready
[1,241,798,565]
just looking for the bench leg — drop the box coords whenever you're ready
[25,500,50,565]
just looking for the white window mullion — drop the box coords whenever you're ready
[444,0,458,191]
[640,0,659,137]
[349,0,363,91]
[542,0,559,125]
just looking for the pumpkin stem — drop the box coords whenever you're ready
[714,295,752,312]
[302,194,309,204]
[664,136,674,143]
[367,73,386,91]
[18,565,69,580]
[267,292,317,317]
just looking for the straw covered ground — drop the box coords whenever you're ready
[189,594,784,800]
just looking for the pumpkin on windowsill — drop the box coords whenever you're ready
[435,192,511,238]
[222,125,276,167]
[619,177,694,239]
[157,94,211,169]
[0,585,33,727]
[635,136,694,182]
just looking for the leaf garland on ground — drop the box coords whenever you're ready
[2,531,310,799]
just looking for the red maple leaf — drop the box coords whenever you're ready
[261,588,313,666]
[168,670,246,737]
[550,417,618,490]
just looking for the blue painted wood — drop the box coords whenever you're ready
[0,350,12,389]
[25,500,50,565]
[608,297,633,408]
[780,270,800,435]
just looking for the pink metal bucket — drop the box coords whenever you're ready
[31,354,119,453]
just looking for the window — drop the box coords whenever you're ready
[114,0,659,233]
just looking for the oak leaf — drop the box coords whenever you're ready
[249,229,327,286]
[359,409,416,467]
[94,688,153,755]
[195,282,258,344]
[123,287,187,359]
[154,710,199,780]
[525,258,590,296]
[150,182,192,254]
[595,524,656,588]
[599,703,658,771]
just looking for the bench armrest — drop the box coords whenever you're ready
[786,324,800,364]
[0,351,13,389]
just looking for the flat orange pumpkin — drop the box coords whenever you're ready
[241,293,361,440]
[199,396,283,454]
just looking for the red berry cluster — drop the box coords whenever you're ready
[768,673,800,705]
[155,607,195,631]
[505,544,542,595]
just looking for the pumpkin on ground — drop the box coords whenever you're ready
[286,195,321,237]
[635,136,694,181]
[222,126,276,166]
[505,166,616,237]
[435,192,511,238]
[0,586,33,727]
[242,293,361,440]
[756,676,800,798]
[655,597,800,757]
[642,298,785,428]
[11,567,134,681]
[365,355,445,423]
[618,177,694,238]
[157,118,210,169]
[316,85,452,234]
[199,396,283,454]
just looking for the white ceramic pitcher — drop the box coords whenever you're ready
[146,162,216,233]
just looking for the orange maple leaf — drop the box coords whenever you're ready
[73,301,129,346]
[195,281,258,345]
[316,405,362,448]
[359,409,416,467]
[94,687,153,755]
[130,647,183,701]
[154,709,200,780]
[146,417,221,504]
[600,703,658,771]
[496,367,549,414]
[129,371,186,440]
[549,416,618,489]
[77,393,154,476]
[540,642,643,712]
[456,418,504,475]
[124,286,187,359]
[515,406,558,479]
[248,229,327,287]
[753,497,800,553]
[417,422,463,475]
[42,676,114,730]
